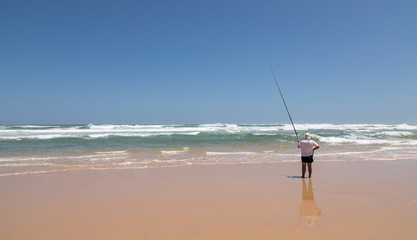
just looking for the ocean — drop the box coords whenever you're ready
[1,123,416,176]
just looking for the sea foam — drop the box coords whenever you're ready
[1,123,416,176]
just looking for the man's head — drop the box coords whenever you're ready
[304,133,311,140]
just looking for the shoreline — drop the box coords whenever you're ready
[1,160,417,239]
[1,156,416,178]
[2,123,416,177]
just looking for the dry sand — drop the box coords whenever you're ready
[1,160,417,240]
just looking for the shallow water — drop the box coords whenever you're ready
[1,123,416,176]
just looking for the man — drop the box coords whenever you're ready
[298,133,320,178]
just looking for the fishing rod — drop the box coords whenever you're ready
[269,63,299,141]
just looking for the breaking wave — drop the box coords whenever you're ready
[1,123,416,176]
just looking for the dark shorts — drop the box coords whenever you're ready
[301,155,314,163]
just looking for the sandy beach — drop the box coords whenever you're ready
[2,0,417,239]
[1,160,417,240]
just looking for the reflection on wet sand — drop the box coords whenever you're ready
[300,178,322,225]
[288,178,322,239]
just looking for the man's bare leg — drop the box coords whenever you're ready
[308,163,312,178]
[302,162,306,178]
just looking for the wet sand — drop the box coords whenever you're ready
[1,160,417,240]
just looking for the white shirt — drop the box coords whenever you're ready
[298,140,319,157]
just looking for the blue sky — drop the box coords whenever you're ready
[1,0,416,124]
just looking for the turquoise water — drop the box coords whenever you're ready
[1,123,416,176]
